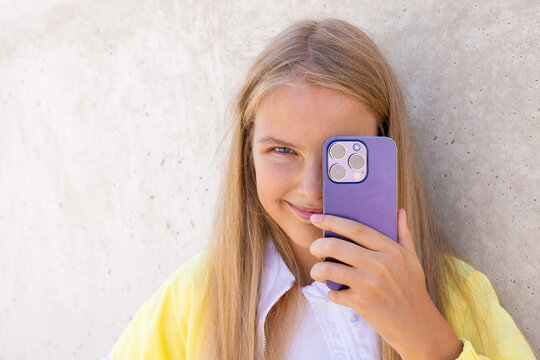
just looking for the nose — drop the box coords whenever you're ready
[297,157,323,202]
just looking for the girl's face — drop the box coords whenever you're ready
[252,77,379,276]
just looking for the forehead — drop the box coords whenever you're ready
[253,80,377,151]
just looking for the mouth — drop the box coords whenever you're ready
[286,201,323,221]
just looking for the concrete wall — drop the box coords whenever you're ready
[1,1,538,358]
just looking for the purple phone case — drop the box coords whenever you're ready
[322,136,397,291]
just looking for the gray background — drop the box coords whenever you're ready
[0,1,538,359]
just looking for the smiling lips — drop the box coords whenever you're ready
[286,201,323,221]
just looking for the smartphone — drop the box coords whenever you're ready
[322,136,398,291]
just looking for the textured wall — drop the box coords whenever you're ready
[0,1,538,359]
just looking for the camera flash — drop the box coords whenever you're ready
[353,172,361,180]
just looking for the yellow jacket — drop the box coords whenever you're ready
[107,251,535,359]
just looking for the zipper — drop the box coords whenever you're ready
[261,281,295,355]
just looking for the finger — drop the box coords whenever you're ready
[327,288,358,308]
[397,208,417,256]
[310,213,394,252]
[328,288,363,311]
[310,260,361,288]
[310,237,375,268]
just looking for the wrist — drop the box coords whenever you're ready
[400,305,463,360]
[401,332,463,360]
[424,333,463,360]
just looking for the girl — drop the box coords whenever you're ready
[106,18,535,359]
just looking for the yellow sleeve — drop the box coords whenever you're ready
[109,252,205,360]
[456,338,490,360]
[447,262,536,359]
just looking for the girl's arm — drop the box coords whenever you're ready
[446,262,536,359]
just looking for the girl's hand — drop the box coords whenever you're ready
[308,209,463,360]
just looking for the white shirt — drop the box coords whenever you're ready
[258,238,381,359]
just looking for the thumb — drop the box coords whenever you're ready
[397,208,417,257]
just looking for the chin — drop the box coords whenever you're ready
[267,200,322,246]
[288,220,323,248]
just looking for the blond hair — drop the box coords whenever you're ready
[197,18,494,359]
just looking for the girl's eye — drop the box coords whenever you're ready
[273,146,295,155]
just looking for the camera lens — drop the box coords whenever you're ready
[329,143,346,159]
[329,164,346,181]
[349,154,365,170]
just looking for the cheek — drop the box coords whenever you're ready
[254,157,295,206]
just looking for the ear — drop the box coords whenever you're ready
[397,208,417,257]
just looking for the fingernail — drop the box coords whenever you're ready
[310,214,323,223]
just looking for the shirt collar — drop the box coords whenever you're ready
[257,236,331,339]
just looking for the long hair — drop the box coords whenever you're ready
[196,18,495,359]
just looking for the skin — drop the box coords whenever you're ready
[251,77,463,359]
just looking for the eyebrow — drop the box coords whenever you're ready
[256,136,298,148]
